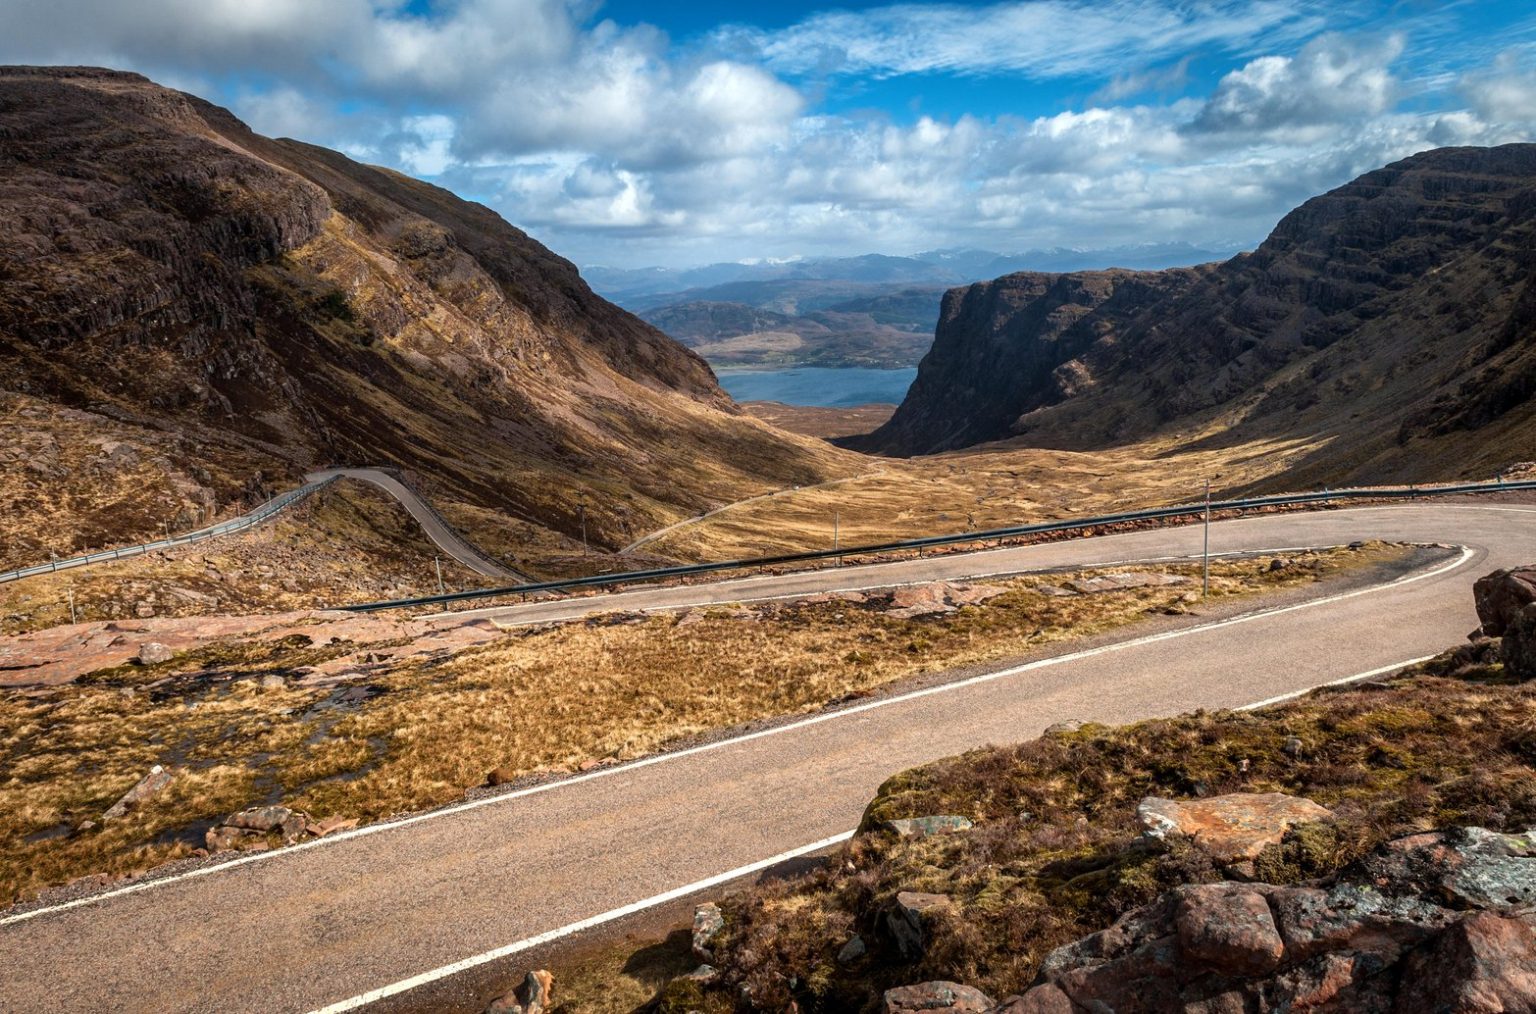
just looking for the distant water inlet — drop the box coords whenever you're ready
[715,366,917,407]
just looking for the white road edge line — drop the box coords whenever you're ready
[0,543,1476,930]
[1237,655,1439,711]
[306,830,857,1014]
[305,648,1449,1013]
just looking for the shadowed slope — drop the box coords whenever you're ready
[0,67,849,569]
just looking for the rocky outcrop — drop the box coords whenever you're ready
[854,145,1536,488]
[1474,567,1536,678]
[883,981,995,1013]
[1003,827,1536,1012]
[0,66,840,561]
[693,902,725,962]
[486,970,553,1014]
[101,765,174,820]
[1137,792,1334,870]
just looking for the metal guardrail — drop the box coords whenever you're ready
[0,477,339,585]
[338,477,1536,613]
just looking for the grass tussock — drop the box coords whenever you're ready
[695,653,1536,1011]
[0,545,1397,904]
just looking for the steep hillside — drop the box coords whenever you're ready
[856,145,1536,486]
[0,67,847,570]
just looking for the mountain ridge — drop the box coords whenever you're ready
[0,66,846,569]
[851,144,1536,486]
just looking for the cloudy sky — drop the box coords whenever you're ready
[6,0,1536,268]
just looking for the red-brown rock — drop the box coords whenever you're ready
[1173,884,1285,975]
[1398,912,1536,1013]
[1137,792,1334,864]
[1474,568,1536,636]
[881,981,994,1013]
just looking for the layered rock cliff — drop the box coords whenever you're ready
[0,67,844,566]
[854,145,1536,486]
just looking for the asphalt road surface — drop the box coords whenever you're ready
[2,503,1531,1013]
[305,469,524,581]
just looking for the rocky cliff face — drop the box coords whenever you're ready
[0,67,843,565]
[855,145,1536,486]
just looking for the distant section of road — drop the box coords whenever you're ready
[303,469,525,581]
[2,504,1530,1013]
[0,468,524,585]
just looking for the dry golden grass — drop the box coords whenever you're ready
[0,481,481,635]
[0,545,1402,903]
[627,430,1334,562]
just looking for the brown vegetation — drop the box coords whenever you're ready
[0,480,480,635]
[0,548,1388,904]
[685,647,1536,1010]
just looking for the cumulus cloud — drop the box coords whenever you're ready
[1,0,1532,267]
[1460,50,1536,127]
[1191,32,1403,134]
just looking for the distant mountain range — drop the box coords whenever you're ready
[599,244,1240,369]
[849,144,1536,490]
[585,243,1243,310]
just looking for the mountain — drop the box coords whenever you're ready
[586,244,1240,310]
[640,289,943,368]
[851,145,1536,487]
[0,67,843,568]
[607,245,1235,371]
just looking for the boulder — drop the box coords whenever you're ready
[1026,827,1536,1012]
[102,765,173,820]
[887,891,950,958]
[205,826,267,852]
[1137,792,1334,865]
[224,805,308,840]
[136,642,174,665]
[882,982,994,1013]
[837,934,867,964]
[692,902,724,961]
[887,584,954,619]
[1397,912,1536,1014]
[305,815,359,838]
[885,815,974,839]
[485,970,553,1014]
[1173,884,1285,976]
[986,986,1074,1013]
[1503,606,1536,680]
[1063,573,1191,595]
[1474,568,1536,636]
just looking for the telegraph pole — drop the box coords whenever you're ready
[833,509,839,553]
[1202,478,1212,599]
[578,495,589,556]
[434,556,444,594]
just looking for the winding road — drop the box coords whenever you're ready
[2,501,1532,1012]
[0,468,524,585]
[303,469,524,581]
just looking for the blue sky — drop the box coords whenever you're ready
[5,1,1536,268]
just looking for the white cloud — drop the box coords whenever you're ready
[1191,32,1403,134]
[1461,50,1536,127]
[3,0,1533,268]
[729,0,1336,79]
